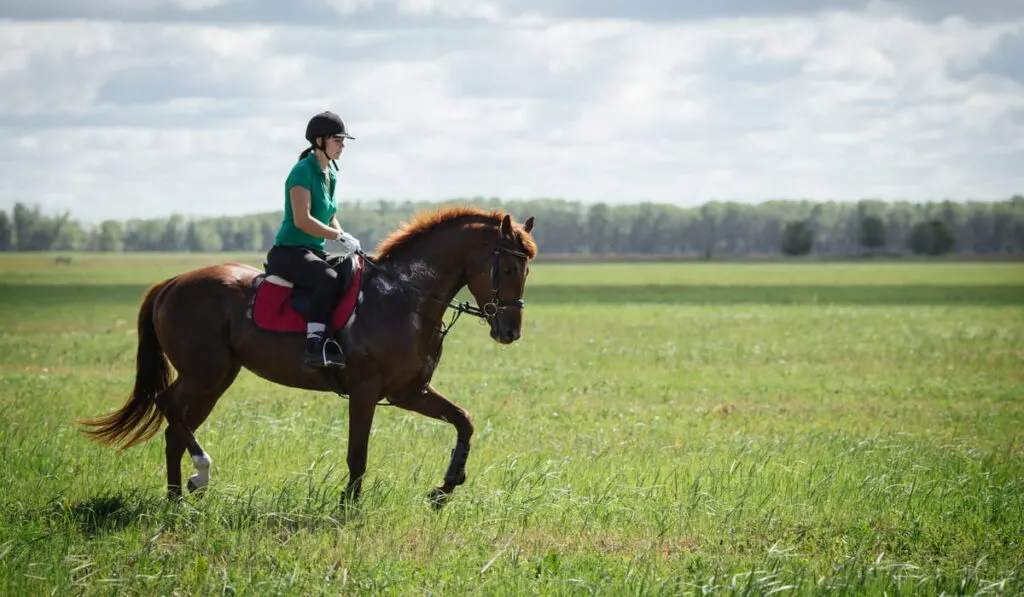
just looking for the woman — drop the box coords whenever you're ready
[266,110,362,369]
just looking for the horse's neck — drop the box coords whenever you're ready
[378,233,479,308]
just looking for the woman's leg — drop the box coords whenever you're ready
[266,245,345,368]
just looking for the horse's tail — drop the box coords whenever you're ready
[77,280,172,450]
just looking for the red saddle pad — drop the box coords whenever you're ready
[251,256,363,333]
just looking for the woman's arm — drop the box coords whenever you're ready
[289,186,342,239]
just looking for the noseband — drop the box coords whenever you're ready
[470,245,529,319]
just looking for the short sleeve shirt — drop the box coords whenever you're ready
[273,153,338,250]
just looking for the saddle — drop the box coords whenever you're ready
[247,253,364,334]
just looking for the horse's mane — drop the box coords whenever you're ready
[373,205,537,260]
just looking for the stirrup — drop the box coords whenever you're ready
[304,351,344,369]
[304,335,345,369]
[322,337,346,366]
[310,337,344,369]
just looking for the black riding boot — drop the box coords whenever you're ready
[304,331,346,369]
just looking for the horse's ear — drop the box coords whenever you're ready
[524,216,535,234]
[500,214,513,238]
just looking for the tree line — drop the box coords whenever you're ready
[2,196,1023,257]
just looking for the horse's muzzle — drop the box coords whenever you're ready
[490,317,521,344]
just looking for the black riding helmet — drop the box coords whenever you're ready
[304,111,354,170]
[306,111,355,144]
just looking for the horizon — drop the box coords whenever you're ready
[1,1,1023,223]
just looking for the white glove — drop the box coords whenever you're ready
[336,230,362,253]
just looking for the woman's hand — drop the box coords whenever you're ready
[336,230,362,253]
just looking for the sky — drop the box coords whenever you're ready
[1,0,1023,223]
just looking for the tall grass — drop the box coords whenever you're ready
[1,254,1021,595]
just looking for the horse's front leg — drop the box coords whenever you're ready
[342,376,381,504]
[390,383,474,508]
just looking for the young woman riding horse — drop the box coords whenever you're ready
[265,110,363,370]
[76,202,537,507]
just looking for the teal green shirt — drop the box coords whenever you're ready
[274,153,338,250]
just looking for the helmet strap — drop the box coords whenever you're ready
[312,138,327,167]
[311,136,339,171]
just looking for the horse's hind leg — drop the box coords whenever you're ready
[390,383,474,508]
[158,362,240,499]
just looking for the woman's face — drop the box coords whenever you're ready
[323,135,345,160]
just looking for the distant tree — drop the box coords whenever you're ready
[965,203,993,253]
[53,219,87,251]
[12,203,34,250]
[233,217,264,251]
[699,202,722,259]
[858,215,887,252]
[586,202,610,254]
[932,220,957,255]
[123,219,165,251]
[908,219,956,256]
[720,202,752,254]
[629,203,659,253]
[0,210,11,250]
[1013,219,1024,255]
[11,202,67,251]
[95,220,125,252]
[780,220,813,256]
[161,214,188,251]
[186,221,223,252]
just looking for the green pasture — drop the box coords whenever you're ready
[0,253,1022,595]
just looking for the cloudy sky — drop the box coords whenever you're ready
[1,0,1022,223]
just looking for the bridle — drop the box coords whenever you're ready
[456,245,530,321]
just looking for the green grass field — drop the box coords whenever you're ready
[1,253,1022,595]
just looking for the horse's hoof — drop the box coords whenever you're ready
[187,477,207,496]
[341,484,361,506]
[427,486,451,510]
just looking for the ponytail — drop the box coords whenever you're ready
[297,139,337,170]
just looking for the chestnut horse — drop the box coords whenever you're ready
[77,206,537,506]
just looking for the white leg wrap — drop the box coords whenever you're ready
[189,453,212,490]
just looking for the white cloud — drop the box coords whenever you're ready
[394,0,504,20]
[0,3,1023,223]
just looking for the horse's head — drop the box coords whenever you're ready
[465,214,536,344]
